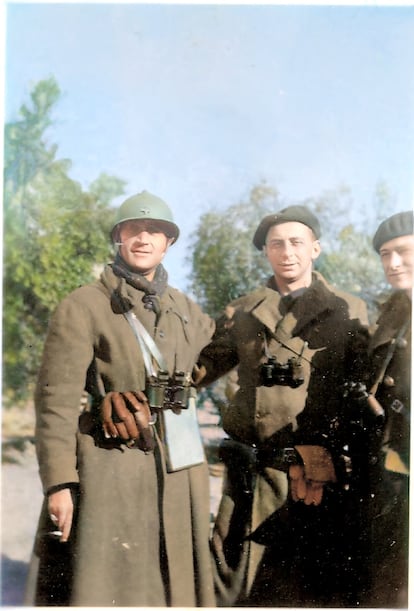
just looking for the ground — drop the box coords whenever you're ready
[1,401,225,606]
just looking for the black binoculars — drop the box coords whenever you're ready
[260,356,304,388]
[146,370,192,410]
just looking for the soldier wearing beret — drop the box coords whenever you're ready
[197,206,370,606]
[25,191,216,607]
[363,210,413,607]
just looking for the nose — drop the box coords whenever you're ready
[388,251,402,269]
[133,230,151,242]
[281,242,294,257]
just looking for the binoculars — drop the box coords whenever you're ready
[260,356,305,388]
[146,370,192,410]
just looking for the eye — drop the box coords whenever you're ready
[267,240,282,249]
[135,222,163,234]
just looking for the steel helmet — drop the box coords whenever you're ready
[111,190,180,244]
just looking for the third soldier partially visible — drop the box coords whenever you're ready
[363,210,413,608]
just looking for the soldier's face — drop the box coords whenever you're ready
[379,234,414,294]
[264,222,321,291]
[118,219,173,279]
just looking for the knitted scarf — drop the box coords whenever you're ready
[112,253,168,314]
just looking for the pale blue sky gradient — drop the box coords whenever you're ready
[4,3,414,289]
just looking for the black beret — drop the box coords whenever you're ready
[372,210,414,253]
[253,205,321,250]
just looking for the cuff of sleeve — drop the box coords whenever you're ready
[47,482,79,496]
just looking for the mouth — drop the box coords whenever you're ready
[388,271,406,278]
[280,263,296,270]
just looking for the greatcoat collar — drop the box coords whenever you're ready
[370,290,411,352]
[248,271,340,337]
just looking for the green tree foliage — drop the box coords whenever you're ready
[3,78,126,401]
[187,183,284,317]
[306,183,395,315]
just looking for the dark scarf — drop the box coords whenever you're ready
[266,275,308,314]
[112,253,168,314]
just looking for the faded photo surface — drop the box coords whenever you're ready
[2,1,413,607]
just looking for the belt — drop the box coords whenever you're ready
[219,438,299,472]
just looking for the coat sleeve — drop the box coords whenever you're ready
[187,296,216,355]
[35,292,95,493]
[197,307,240,387]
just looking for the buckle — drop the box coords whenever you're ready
[390,399,404,414]
[282,447,298,464]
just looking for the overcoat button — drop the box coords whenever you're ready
[383,375,395,387]
[397,337,408,349]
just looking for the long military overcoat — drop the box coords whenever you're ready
[364,289,411,607]
[369,289,411,468]
[25,265,216,607]
[199,271,369,606]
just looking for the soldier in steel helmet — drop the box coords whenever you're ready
[196,205,371,607]
[25,191,216,606]
[362,210,413,607]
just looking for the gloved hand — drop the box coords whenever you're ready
[101,391,155,452]
[289,445,337,506]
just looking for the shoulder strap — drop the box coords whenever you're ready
[123,311,168,377]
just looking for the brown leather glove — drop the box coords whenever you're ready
[101,391,155,452]
[289,445,337,506]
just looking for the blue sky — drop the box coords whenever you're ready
[4,2,414,290]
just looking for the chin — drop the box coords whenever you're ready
[281,274,300,283]
[389,279,412,292]
[129,259,152,273]
[134,267,152,276]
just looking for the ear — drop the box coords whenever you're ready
[160,237,174,258]
[311,240,322,261]
[112,226,122,246]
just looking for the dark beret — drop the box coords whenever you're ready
[372,210,414,253]
[253,205,321,250]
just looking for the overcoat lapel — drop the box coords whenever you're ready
[370,291,411,352]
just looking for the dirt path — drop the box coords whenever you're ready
[2,441,43,605]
